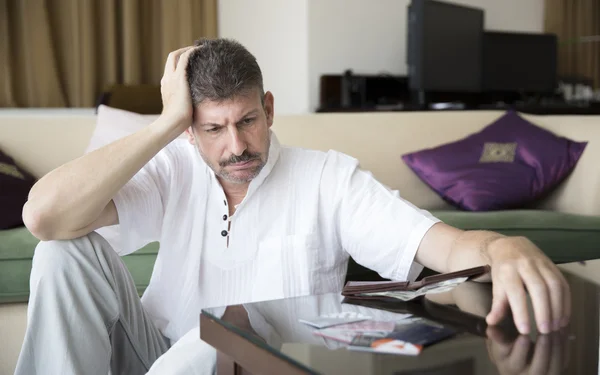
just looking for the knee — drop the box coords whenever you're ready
[31,232,106,278]
[31,238,76,278]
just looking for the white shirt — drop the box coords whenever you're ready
[108,131,440,343]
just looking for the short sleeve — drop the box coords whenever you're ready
[111,148,174,255]
[322,152,441,281]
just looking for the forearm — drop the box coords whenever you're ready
[23,115,183,238]
[445,230,506,281]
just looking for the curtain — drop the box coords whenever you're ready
[0,0,218,108]
[545,0,600,89]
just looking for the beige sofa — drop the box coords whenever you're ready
[1,109,599,374]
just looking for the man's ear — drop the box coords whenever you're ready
[263,91,275,128]
[185,126,196,145]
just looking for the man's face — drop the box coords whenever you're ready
[186,89,274,185]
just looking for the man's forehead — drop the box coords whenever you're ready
[194,94,262,124]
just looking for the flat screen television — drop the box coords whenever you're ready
[407,0,484,92]
[482,31,558,93]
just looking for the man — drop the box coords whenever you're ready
[16,38,570,375]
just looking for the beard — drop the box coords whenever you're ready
[214,150,266,184]
[193,131,270,184]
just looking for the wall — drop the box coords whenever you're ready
[307,0,408,113]
[218,0,546,114]
[218,0,310,114]
[307,0,546,112]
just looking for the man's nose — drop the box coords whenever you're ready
[228,127,247,156]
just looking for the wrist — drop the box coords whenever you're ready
[150,114,190,141]
[159,112,190,130]
[485,234,518,263]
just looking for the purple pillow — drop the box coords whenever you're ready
[0,149,36,229]
[401,111,588,211]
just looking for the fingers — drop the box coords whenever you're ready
[159,46,198,126]
[487,258,571,336]
[519,262,552,334]
[486,279,509,325]
[538,266,565,331]
[163,46,196,76]
[494,267,532,334]
[175,47,197,73]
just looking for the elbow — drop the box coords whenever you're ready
[22,201,55,241]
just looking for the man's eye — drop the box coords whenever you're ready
[243,117,255,125]
[206,127,220,133]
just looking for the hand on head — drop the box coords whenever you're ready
[160,46,200,131]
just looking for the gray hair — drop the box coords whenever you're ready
[186,38,264,106]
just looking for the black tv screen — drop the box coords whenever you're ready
[482,31,558,93]
[408,0,484,92]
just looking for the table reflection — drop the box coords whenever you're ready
[425,282,570,375]
[207,270,599,375]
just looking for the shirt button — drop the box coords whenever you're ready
[221,230,228,237]
[224,200,227,206]
[223,214,228,221]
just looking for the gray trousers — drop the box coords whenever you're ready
[14,232,216,375]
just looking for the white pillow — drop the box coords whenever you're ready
[87,105,187,254]
[86,105,159,153]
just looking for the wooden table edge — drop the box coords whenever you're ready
[200,313,314,375]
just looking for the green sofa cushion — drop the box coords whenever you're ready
[431,209,600,264]
[346,209,600,281]
[0,226,159,303]
[2,209,600,303]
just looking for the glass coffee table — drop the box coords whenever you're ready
[201,260,600,375]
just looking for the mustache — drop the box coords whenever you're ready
[220,151,260,167]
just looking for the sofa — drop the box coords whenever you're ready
[1,109,599,374]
